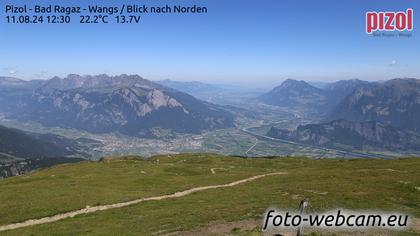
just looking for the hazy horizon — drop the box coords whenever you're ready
[2,72,412,89]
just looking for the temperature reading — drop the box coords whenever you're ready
[80,15,109,24]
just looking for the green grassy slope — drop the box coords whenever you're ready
[0,154,419,235]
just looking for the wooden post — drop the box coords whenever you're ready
[297,199,308,236]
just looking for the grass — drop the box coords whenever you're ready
[0,154,419,235]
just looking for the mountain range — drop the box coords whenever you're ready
[267,119,420,151]
[327,78,420,132]
[0,75,234,137]
[262,78,420,152]
[1,75,419,157]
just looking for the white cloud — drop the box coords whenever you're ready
[3,67,18,75]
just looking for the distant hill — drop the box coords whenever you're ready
[258,79,330,109]
[155,79,263,104]
[327,78,420,132]
[307,81,330,89]
[267,119,420,151]
[0,77,44,112]
[0,76,44,90]
[0,125,94,160]
[0,125,94,178]
[0,77,26,86]
[259,79,374,113]
[156,79,227,96]
[0,74,234,137]
[324,79,372,99]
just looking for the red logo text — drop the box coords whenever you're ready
[366,9,413,34]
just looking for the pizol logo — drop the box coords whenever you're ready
[366,9,413,34]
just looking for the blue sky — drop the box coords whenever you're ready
[1,0,419,86]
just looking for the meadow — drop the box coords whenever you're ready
[0,154,419,235]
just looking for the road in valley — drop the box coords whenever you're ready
[240,127,386,159]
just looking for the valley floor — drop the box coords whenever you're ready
[3,103,419,162]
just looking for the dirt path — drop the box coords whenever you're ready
[0,172,287,232]
[210,168,228,174]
